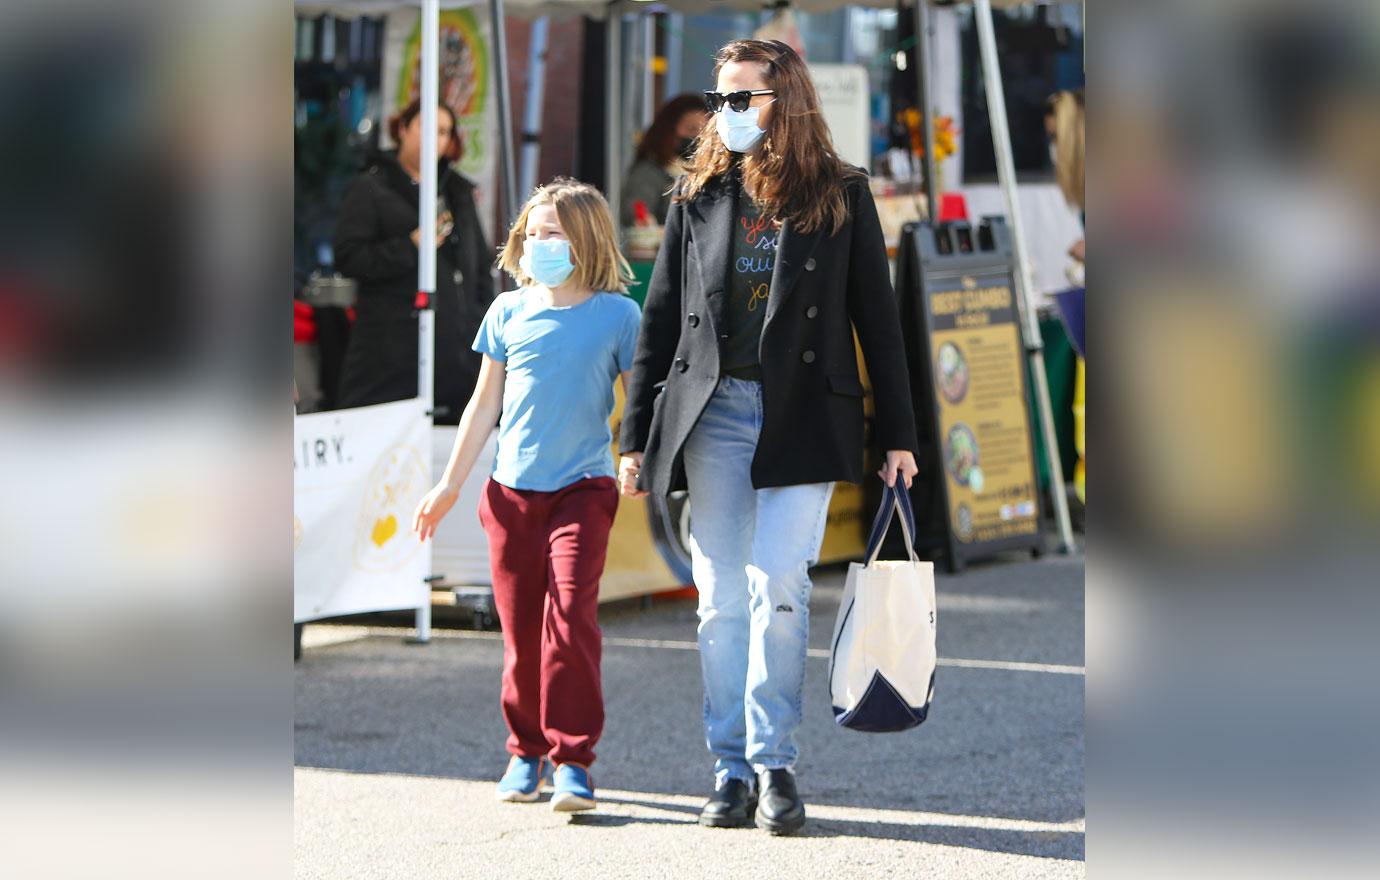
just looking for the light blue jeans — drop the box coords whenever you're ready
[682,376,834,785]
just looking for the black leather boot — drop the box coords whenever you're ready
[698,778,758,828]
[755,768,805,835]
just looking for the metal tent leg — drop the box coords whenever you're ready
[517,16,550,200]
[489,0,518,227]
[410,596,432,644]
[913,0,939,216]
[605,1,623,237]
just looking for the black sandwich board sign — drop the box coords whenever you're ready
[891,219,1045,573]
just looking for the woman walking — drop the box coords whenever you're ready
[617,40,919,835]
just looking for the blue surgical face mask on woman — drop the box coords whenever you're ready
[716,100,774,154]
[520,237,575,288]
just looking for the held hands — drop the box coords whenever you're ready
[413,482,460,542]
[618,452,647,498]
[879,450,919,490]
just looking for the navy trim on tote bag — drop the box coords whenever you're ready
[832,669,935,732]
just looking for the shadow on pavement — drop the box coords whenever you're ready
[802,819,1084,860]
[594,794,701,817]
[565,813,694,829]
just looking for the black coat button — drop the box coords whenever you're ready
[687,313,700,327]
[805,305,819,319]
[674,358,689,373]
[801,350,816,364]
[804,258,817,271]
[719,333,729,341]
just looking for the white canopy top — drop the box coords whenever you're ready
[294,1,1063,23]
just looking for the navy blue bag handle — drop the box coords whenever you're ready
[864,479,918,565]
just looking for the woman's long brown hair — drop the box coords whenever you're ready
[677,39,859,235]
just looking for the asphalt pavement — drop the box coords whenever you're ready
[295,552,1084,879]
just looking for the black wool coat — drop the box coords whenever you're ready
[333,153,494,422]
[619,169,918,497]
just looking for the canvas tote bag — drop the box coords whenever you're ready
[828,481,937,731]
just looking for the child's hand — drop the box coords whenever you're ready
[618,453,647,498]
[413,482,461,541]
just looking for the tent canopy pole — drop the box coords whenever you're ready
[418,0,438,303]
[913,0,938,216]
[415,0,440,643]
[418,0,438,407]
[605,1,622,237]
[489,0,519,228]
[518,16,550,200]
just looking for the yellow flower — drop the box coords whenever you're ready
[899,112,961,160]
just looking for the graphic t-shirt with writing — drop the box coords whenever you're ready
[720,189,778,379]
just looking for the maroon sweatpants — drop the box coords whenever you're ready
[477,475,618,767]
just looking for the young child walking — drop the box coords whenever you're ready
[413,178,641,812]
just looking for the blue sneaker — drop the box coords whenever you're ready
[550,763,596,812]
[495,756,549,803]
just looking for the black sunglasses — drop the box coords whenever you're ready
[703,89,776,113]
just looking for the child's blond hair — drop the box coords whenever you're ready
[498,178,634,294]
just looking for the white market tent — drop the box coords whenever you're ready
[294,0,1079,556]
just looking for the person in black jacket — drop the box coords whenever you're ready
[617,40,919,836]
[333,99,494,422]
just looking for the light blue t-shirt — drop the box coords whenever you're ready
[473,288,642,492]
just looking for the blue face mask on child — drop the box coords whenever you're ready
[716,100,774,154]
[520,238,575,288]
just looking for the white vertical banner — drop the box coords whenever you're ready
[381,4,498,245]
[294,400,433,623]
[809,63,870,170]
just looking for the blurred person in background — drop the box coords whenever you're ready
[1046,88,1085,278]
[332,99,493,422]
[621,94,709,228]
[1046,88,1086,506]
